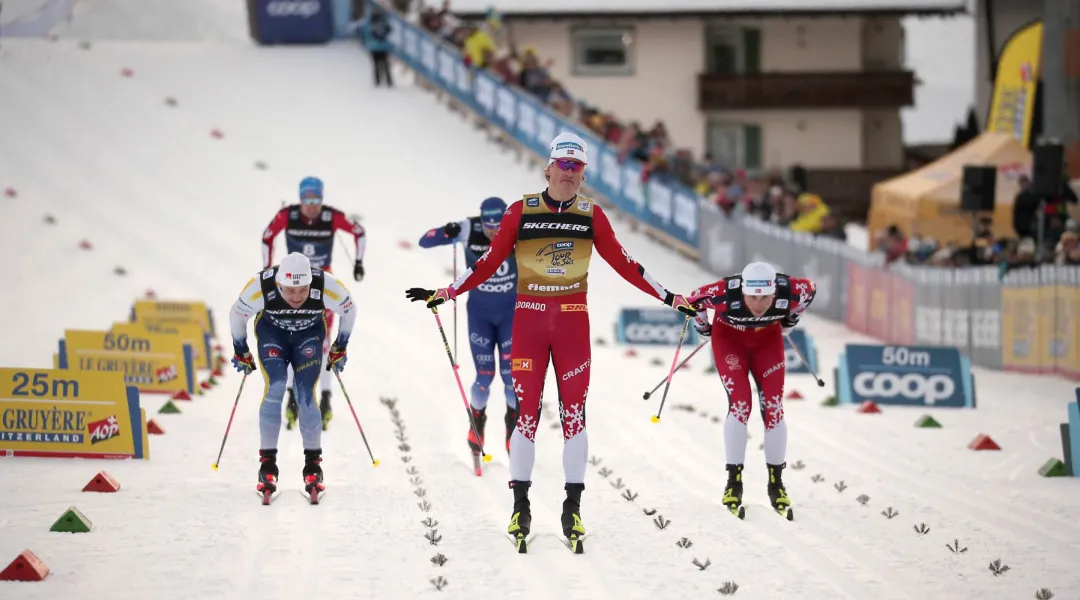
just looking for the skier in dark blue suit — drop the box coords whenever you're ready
[418,197,518,454]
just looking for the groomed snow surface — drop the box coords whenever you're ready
[1,7,1078,600]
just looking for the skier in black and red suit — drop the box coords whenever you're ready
[262,176,366,431]
[687,261,816,520]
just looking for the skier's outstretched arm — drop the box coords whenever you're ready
[417,219,470,248]
[406,203,521,307]
[450,205,520,295]
[592,205,695,314]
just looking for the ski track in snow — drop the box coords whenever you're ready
[2,6,1080,598]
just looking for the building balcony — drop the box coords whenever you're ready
[698,71,915,111]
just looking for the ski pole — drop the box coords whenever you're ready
[784,332,825,387]
[336,234,355,264]
[334,369,380,467]
[212,372,248,471]
[642,340,708,400]
[452,242,458,365]
[431,305,491,463]
[651,315,692,423]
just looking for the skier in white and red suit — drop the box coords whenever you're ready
[687,261,816,518]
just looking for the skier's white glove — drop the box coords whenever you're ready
[693,313,711,337]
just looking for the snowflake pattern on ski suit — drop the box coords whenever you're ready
[559,401,586,439]
[763,394,785,431]
[710,322,787,430]
[511,376,540,440]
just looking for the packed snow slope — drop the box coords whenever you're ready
[1,6,1079,600]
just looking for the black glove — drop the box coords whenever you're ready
[781,315,799,336]
[354,260,364,282]
[443,221,462,238]
[405,287,455,308]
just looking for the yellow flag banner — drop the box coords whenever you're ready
[986,21,1043,146]
[115,321,212,371]
[0,368,149,459]
[57,329,195,395]
[130,300,216,340]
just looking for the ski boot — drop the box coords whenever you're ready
[504,404,518,454]
[467,406,488,475]
[722,464,745,519]
[302,449,326,504]
[467,406,487,454]
[319,390,333,431]
[767,463,793,520]
[257,449,279,505]
[285,388,298,430]
[507,480,532,553]
[562,482,586,554]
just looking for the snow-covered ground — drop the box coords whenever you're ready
[1,3,1078,599]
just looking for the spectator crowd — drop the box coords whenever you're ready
[877,173,1080,273]
[412,1,846,239]
[374,0,1080,276]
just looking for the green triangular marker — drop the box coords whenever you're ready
[50,506,92,533]
[159,400,182,414]
[1037,458,1068,477]
[822,395,839,407]
[704,364,717,374]
[914,414,942,428]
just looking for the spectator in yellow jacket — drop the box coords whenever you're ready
[789,193,830,233]
[463,25,496,68]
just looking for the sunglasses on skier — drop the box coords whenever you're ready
[300,191,322,205]
[553,159,585,173]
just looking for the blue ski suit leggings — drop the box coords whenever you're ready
[255,316,326,451]
[467,301,517,410]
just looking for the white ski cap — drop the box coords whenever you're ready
[276,252,313,288]
[741,262,777,296]
[548,132,588,165]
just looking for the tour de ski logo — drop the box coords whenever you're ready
[87,415,121,445]
[536,241,574,267]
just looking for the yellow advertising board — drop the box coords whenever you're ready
[1001,285,1042,373]
[1052,268,1080,378]
[986,21,1043,146]
[57,329,195,395]
[113,321,211,371]
[0,368,149,459]
[130,300,216,340]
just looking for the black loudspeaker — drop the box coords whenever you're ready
[961,165,997,212]
[1032,141,1065,196]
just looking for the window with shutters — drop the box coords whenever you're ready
[707,122,763,171]
[571,26,635,76]
[705,26,760,75]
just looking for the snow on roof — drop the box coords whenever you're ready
[448,0,966,18]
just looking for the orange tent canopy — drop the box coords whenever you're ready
[868,132,1031,249]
